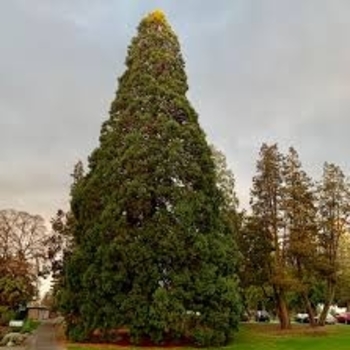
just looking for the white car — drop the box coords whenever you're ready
[295,312,336,324]
[314,314,336,325]
[295,313,309,323]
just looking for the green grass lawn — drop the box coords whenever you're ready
[67,323,350,350]
[232,323,350,350]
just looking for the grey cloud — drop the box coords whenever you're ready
[1,0,350,218]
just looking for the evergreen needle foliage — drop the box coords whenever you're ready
[60,10,241,347]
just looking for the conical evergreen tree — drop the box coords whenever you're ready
[61,10,241,346]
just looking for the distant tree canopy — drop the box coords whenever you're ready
[0,209,48,311]
[58,10,241,347]
[335,232,350,308]
[240,143,350,329]
[0,209,47,263]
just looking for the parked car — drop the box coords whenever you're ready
[295,312,336,324]
[336,312,350,324]
[314,314,336,325]
[295,313,309,323]
[255,310,270,322]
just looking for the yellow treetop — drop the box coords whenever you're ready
[145,9,167,24]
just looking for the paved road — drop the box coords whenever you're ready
[27,321,62,350]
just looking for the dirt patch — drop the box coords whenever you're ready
[69,328,195,348]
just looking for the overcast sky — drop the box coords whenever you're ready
[1,0,350,221]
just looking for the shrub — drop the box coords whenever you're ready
[20,319,40,333]
[0,306,15,327]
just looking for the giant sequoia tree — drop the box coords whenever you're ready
[61,11,240,346]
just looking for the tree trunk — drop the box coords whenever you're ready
[276,289,291,329]
[241,293,252,319]
[302,292,316,327]
[318,281,335,326]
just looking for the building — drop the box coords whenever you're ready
[27,306,50,321]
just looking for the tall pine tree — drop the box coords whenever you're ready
[316,163,350,325]
[281,147,318,325]
[250,143,291,329]
[61,10,240,346]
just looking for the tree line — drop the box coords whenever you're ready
[238,144,350,328]
[2,142,350,335]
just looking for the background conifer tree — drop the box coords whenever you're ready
[60,10,241,346]
[250,143,291,329]
[316,163,350,325]
[281,147,318,325]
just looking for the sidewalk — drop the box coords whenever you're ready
[27,321,63,350]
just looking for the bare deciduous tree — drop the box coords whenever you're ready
[0,209,48,309]
[0,209,48,269]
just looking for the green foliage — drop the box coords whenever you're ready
[335,232,350,306]
[238,215,272,288]
[210,145,239,211]
[316,163,350,275]
[247,144,321,327]
[246,144,350,326]
[282,147,318,269]
[0,258,36,311]
[281,147,319,323]
[66,323,89,343]
[0,306,15,326]
[20,319,40,333]
[60,10,241,346]
[249,144,292,328]
[316,162,350,323]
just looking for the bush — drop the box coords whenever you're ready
[0,306,15,326]
[66,323,89,342]
[192,327,228,347]
[20,319,40,333]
